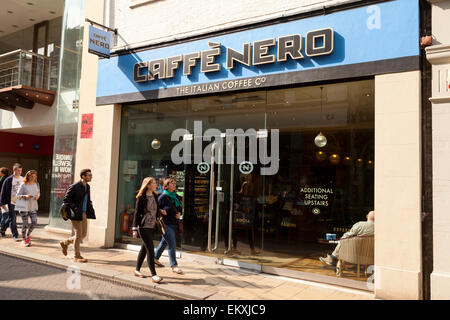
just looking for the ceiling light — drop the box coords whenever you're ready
[26,2,34,5]
[49,10,56,14]
[7,10,13,14]
[365,93,371,97]
[29,18,35,21]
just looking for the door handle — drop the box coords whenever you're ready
[212,146,222,252]
[225,141,234,254]
[207,143,216,252]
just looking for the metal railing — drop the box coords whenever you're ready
[0,49,56,91]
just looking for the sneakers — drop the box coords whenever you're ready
[12,237,20,242]
[60,241,68,256]
[73,256,88,263]
[151,275,162,283]
[154,259,164,267]
[251,249,261,255]
[133,270,146,278]
[172,266,183,274]
[22,237,31,247]
[319,254,337,266]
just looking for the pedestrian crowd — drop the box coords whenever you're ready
[1,163,39,247]
[0,163,183,284]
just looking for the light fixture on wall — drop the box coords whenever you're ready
[314,86,327,148]
[151,138,161,150]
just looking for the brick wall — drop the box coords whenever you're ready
[109,0,363,49]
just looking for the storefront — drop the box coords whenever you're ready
[95,0,422,292]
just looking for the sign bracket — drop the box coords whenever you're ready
[85,18,117,35]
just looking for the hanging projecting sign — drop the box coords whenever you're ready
[88,25,111,59]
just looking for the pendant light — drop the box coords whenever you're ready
[314,86,327,148]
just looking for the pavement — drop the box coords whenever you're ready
[0,214,375,300]
[0,254,168,300]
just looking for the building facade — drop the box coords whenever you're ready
[0,1,65,213]
[426,0,450,300]
[6,0,434,300]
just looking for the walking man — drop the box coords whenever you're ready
[0,163,23,241]
[59,169,96,262]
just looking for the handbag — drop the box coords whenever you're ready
[165,194,184,235]
[15,197,30,212]
[157,216,166,234]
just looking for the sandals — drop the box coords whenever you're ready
[172,267,183,274]
[154,259,165,267]
[151,275,162,283]
[133,270,146,278]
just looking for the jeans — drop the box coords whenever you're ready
[19,211,38,240]
[154,224,178,267]
[1,204,19,238]
[137,227,157,276]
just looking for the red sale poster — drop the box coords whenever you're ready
[80,113,94,139]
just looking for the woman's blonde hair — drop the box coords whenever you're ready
[136,177,157,198]
[23,170,37,184]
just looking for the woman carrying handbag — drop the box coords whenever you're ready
[132,177,166,283]
[154,178,183,274]
[16,170,40,247]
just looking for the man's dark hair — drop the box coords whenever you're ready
[0,167,9,175]
[80,169,92,179]
[13,163,22,170]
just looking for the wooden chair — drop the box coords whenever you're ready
[337,235,374,278]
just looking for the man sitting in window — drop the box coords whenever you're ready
[319,210,375,267]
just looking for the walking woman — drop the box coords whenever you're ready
[16,170,40,247]
[132,177,165,283]
[154,177,183,274]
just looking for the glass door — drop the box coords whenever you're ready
[180,91,267,262]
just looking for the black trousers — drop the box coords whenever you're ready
[137,227,157,276]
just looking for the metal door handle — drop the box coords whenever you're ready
[207,143,216,252]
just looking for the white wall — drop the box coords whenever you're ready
[0,101,57,135]
[110,0,362,50]
[426,0,450,300]
[374,71,422,300]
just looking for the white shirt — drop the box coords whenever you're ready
[11,176,23,204]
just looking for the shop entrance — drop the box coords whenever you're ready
[180,95,266,261]
[117,79,375,287]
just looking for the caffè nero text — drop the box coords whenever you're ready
[133,28,334,83]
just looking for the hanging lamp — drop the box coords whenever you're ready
[314,86,327,148]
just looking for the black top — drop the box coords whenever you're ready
[157,193,182,226]
[0,175,13,206]
[132,192,162,230]
[62,181,96,221]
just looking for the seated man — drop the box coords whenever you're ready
[319,210,375,267]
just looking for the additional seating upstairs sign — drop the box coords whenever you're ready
[88,25,111,59]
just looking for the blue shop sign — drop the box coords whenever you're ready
[88,25,111,59]
[96,0,420,104]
